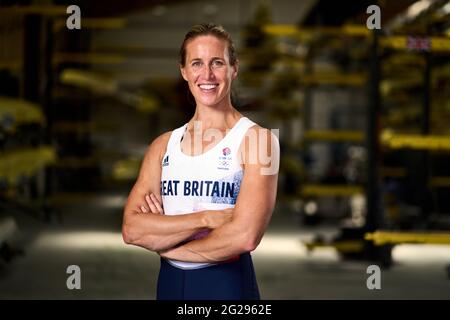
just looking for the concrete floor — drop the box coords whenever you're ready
[0,193,449,300]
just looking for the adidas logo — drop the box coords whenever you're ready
[162,155,169,167]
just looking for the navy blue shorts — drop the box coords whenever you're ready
[156,253,260,300]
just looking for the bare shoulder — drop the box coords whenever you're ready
[147,131,172,155]
[242,123,279,151]
[140,130,173,169]
[240,123,280,174]
[244,124,278,140]
[137,130,173,182]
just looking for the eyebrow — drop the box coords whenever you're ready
[189,57,225,63]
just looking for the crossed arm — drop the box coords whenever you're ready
[122,132,231,252]
[122,127,280,263]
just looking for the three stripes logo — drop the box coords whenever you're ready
[162,155,169,167]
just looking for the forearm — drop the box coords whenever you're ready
[123,211,208,251]
[159,222,251,263]
[129,228,204,252]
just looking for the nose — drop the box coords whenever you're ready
[202,65,215,80]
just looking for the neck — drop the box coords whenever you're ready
[189,97,241,130]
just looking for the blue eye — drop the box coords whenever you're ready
[192,61,201,67]
[212,60,224,66]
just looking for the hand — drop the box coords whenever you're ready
[204,208,233,229]
[158,249,169,257]
[139,193,164,214]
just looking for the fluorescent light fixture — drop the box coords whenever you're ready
[405,0,434,20]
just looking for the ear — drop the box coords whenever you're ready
[180,64,188,81]
[231,59,239,80]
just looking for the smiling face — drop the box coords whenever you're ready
[180,35,238,108]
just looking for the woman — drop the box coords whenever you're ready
[122,23,279,300]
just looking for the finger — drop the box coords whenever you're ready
[153,193,163,205]
[148,193,162,207]
[145,194,152,208]
[150,193,164,214]
[145,194,158,213]
[140,205,148,213]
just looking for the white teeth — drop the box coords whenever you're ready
[199,84,217,90]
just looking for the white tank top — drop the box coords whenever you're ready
[160,117,256,269]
